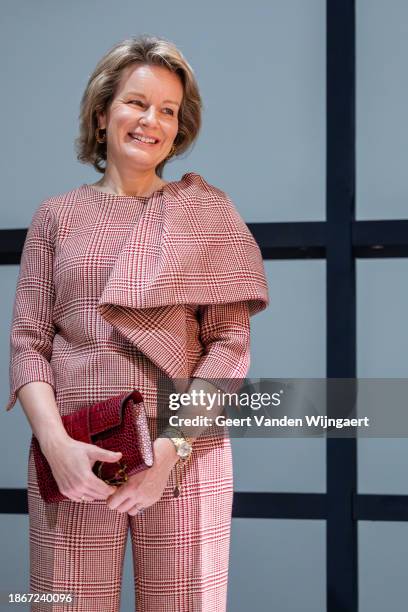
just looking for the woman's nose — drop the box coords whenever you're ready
[140,107,159,125]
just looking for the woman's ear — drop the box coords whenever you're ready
[96,110,106,130]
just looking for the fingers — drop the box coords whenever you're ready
[62,475,117,502]
[88,473,118,498]
[77,494,93,503]
[106,490,150,514]
[128,505,146,516]
[106,487,136,512]
[90,447,123,464]
[52,441,122,502]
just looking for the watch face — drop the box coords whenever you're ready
[179,440,191,458]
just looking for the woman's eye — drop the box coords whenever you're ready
[128,100,174,116]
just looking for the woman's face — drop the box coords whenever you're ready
[97,63,183,173]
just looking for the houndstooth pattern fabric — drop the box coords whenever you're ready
[6,171,269,412]
[6,171,269,610]
[27,420,235,611]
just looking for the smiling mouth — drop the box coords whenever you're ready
[128,133,160,146]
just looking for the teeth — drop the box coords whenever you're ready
[132,134,157,144]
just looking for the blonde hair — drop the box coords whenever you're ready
[75,35,202,177]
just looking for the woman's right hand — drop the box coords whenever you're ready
[41,437,121,502]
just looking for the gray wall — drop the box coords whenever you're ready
[1,0,406,610]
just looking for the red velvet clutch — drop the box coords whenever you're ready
[31,390,154,503]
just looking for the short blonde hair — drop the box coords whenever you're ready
[75,34,202,177]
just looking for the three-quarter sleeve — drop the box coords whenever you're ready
[191,301,251,395]
[5,201,57,411]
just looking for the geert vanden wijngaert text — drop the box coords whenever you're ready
[169,414,371,429]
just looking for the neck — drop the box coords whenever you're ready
[94,167,165,197]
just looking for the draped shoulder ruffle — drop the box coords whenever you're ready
[96,171,269,382]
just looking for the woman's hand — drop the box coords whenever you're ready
[106,438,179,515]
[41,436,121,502]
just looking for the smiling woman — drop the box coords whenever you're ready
[91,62,183,196]
[7,33,269,612]
[75,34,202,197]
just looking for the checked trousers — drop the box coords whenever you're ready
[27,433,234,612]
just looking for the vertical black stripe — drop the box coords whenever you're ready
[326,1,357,611]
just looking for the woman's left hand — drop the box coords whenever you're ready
[105,438,178,515]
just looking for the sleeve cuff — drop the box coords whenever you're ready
[5,362,56,412]
[191,358,248,396]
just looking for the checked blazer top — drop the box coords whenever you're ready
[5,171,269,412]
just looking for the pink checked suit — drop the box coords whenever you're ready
[6,172,269,611]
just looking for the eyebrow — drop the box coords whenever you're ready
[125,91,181,107]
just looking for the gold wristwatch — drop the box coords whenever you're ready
[161,426,193,497]
[162,425,193,461]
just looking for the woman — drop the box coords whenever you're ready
[6,35,269,611]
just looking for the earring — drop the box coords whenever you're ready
[167,144,177,159]
[95,127,106,144]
